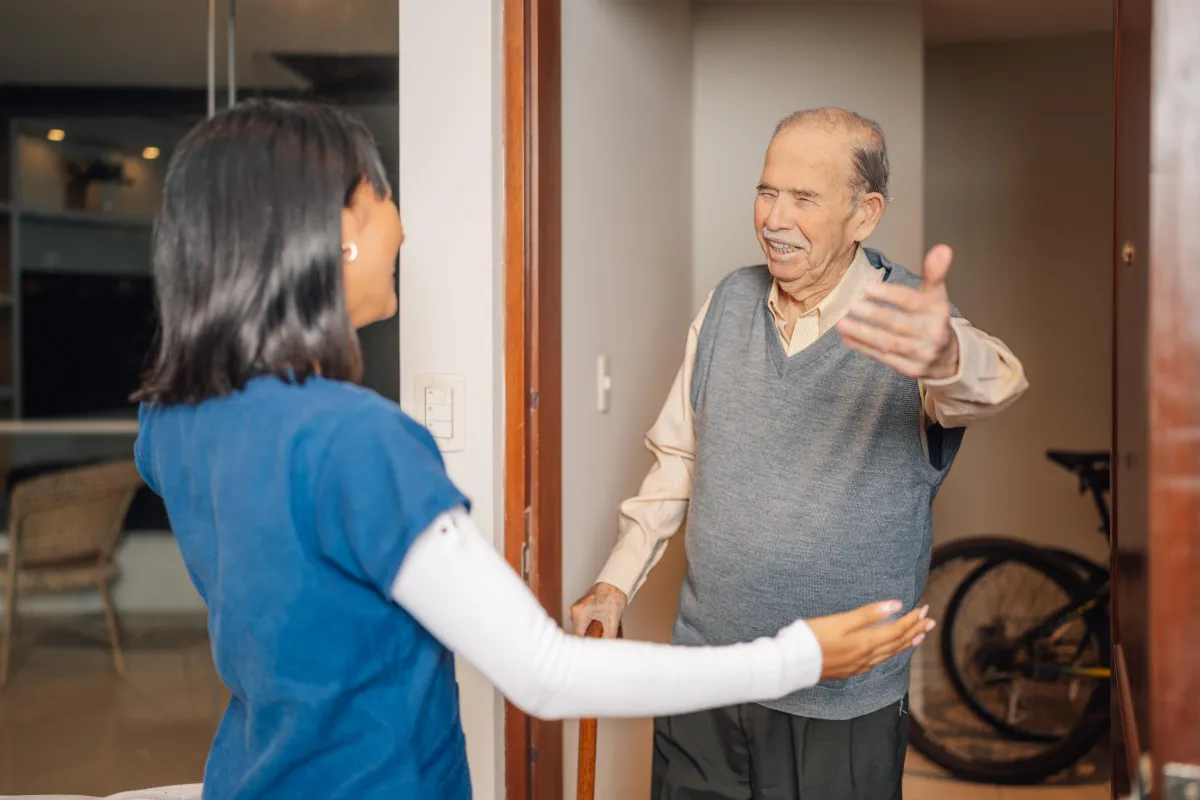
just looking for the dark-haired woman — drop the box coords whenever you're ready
[133,100,934,800]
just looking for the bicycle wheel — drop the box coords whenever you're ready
[944,548,1109,745]
[1042,546,1109,588]
[907,537,1109,785]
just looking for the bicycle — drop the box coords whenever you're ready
[907,450,1111,785]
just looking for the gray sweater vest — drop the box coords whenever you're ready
[672,248,964,720]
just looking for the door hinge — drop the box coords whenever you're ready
[1164,762,1200,800]
[521,506,533,583]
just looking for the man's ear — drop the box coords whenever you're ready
[852,192,885,243]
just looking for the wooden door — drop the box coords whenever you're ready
[503,0,564,797]
[1112,0,1151,791]
[1113,0,1200,795]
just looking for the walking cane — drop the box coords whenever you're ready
[577,620,621,800]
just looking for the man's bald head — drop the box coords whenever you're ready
[772,107,889,204]
[754,107,889,291]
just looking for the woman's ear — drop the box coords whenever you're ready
[341,180,373,251]
[341,206,360,257]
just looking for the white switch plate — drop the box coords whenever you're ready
[413,374,466,452]
[597,355,612,413]
[597,352,614,412]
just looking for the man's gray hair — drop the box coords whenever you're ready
[773,107,890,204]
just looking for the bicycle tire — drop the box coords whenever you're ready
[1042,546,1109,588]
[944,543,1110,743]
[907,537,1110,785]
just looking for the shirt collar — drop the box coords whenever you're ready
[767,246,875,330]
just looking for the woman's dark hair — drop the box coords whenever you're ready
[134,99,391,405]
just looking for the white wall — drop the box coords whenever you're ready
[399,1,505,798]
[0,533,205,614]
[925,34,1114,563]
[560,1,695,798]
[691,0,925,307]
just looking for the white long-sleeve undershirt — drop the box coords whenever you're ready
[389,507,823,720]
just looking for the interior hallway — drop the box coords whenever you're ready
[0,615,1110,799]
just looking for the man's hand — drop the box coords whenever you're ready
[836,244,959,380]
[568,582,628,638]
[807,602,935,681]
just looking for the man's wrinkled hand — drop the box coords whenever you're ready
[568,582,628,638]
[836,244,959,380]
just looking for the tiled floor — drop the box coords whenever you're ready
[0,615,1111,799]
[904,749,1109,800]
[0,615,224,797]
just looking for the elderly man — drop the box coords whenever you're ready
[570,108,1028,799]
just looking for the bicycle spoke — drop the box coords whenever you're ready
[914,550,1106,763]
[907,472,1112,785]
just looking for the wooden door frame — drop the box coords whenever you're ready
[503,0,563,797]
[1113,0,1200,793]
[1110,0,1141,792]
[1144,0,1200,789]
[503,0,1200,795]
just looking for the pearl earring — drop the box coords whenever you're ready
[342,242,358,263]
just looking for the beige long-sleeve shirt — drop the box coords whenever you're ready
[595,248,1029,598]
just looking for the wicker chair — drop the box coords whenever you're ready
[0,460,144,686]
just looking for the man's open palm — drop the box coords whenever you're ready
[836,244,959,380]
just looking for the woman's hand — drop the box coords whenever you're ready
[806,601,934,681]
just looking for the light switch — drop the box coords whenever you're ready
[426,403,452,424]
[425,386,453,427]
[597,355,612,414]
[425,387,452,406]
[413,374,466,452]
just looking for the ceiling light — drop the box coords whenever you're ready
[142,147,161,160]
[47,129,65,142]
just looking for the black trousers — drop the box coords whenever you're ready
[650,696,909,800]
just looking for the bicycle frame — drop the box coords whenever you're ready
[1010,581,1112,681]
[998,453,1114,681]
